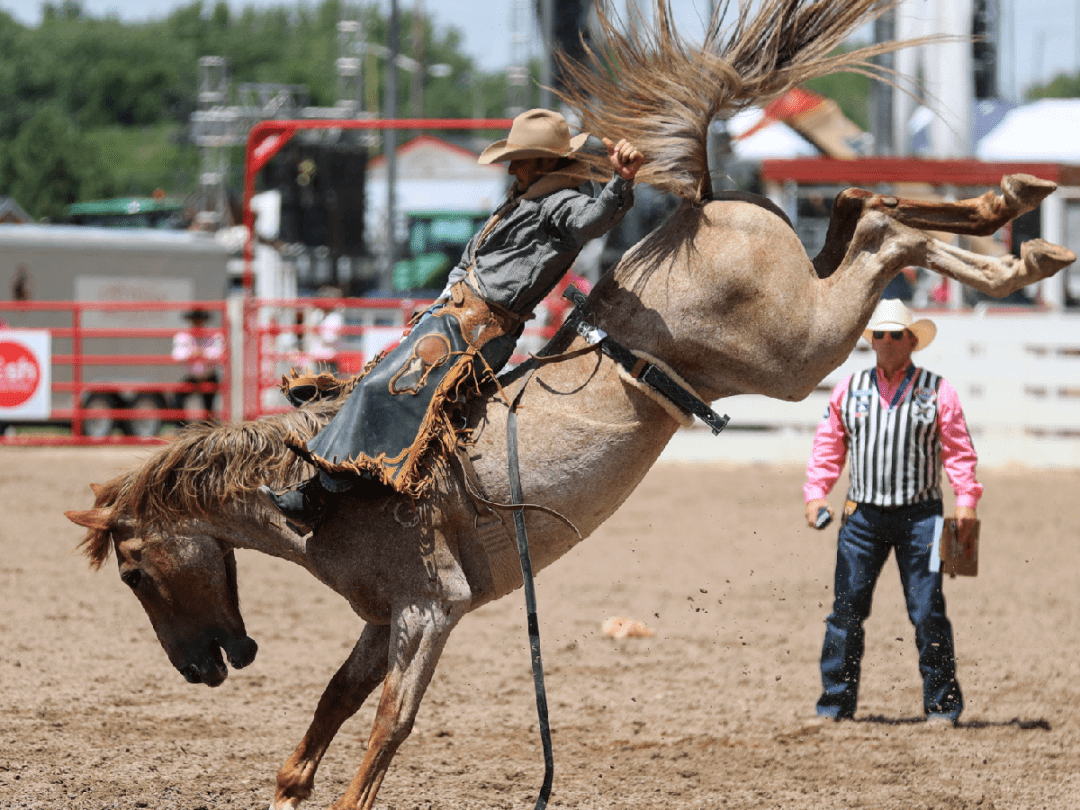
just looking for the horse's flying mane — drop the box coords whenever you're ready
[77,399,342,568]
[558,0,938,202]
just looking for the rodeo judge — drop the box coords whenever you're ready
[803,298,981,726]
[259,109,645,531]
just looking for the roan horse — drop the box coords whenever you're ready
[67,1,1075,808]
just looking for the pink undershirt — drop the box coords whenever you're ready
[803,363,983,508]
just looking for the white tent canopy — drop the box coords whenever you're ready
[725,107,820,161]
[976,99,1080,162]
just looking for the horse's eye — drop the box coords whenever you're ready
[120,569,143,589]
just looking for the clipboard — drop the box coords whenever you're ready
[939,518,979,577]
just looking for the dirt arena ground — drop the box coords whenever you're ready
[2,445,1079,809]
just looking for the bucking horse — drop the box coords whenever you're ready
[66,2,1075,808]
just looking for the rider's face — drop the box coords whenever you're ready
[508,157,557,191]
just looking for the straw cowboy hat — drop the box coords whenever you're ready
[478,109,590,165]
[862,298,936,350]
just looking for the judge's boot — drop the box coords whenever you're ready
[257,473,349,534]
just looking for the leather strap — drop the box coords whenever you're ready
[561,285,730,435]
[507,372,554,810]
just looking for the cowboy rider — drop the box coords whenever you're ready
[260,108,645,531]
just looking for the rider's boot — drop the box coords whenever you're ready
[257,473,351,534]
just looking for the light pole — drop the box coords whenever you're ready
[539,0,553,110]
[384,0,400,294]
[371,4,451,293]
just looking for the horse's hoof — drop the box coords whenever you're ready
[1001,174,1057,213]
[1022,239,1077,279]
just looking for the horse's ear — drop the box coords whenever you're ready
[89,483,104,497]
[64,507,112,531]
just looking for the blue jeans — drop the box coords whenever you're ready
[816,500,963,721]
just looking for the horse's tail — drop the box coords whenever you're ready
[558,0,936,202]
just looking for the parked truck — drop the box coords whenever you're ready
[0,224,231,436]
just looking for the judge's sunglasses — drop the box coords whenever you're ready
[872,330,908,340]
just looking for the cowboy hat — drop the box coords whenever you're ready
[862,298,936,350]
[183,308,213,322]
[478,109,590,165]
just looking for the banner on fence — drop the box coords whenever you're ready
[0,329,51,420]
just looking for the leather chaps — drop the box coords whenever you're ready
[288,279,525,499]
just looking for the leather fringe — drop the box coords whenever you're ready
[286,346,483,500]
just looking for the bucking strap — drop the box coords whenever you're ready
[561,285,730,435]
[506,372,554,810]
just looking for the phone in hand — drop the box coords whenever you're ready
[814,505,833,530]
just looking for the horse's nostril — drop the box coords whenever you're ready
[181,664,202,684]
[229,637,258,669]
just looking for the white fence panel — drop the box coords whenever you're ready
[663,312,1080,469]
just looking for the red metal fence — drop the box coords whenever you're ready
[0,294,560,445]
[0,300,229,445]
[247,295,428,418]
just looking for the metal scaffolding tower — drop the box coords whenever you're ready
[507,0,531,116]
[190,4,376,228]
[191,57,310,227]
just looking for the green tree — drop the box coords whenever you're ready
[1027,72,1080,100]
[0,0,549,207]
[803,69,872,132]
[0,107,113,220]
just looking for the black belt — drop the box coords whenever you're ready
[859,499,942,513]
[561,285,730,435]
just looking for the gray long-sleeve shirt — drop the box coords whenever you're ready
[446,172,634,316]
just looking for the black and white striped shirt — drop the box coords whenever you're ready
[841,367,944,506]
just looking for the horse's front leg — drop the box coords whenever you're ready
[330,595,469,810]
[272,622,391,810]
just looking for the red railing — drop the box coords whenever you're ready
[250,295,427,416]
[247,293,562,414]
[0,295,562,445]
[0,300,229,445]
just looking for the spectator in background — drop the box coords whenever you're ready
[172,308,224,421]
[803,298,980,727]
[13,265,30,302]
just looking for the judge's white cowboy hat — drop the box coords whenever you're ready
[478,109,590,165]
[862,298,936,351]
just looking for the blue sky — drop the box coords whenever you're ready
[0,0,1075,99]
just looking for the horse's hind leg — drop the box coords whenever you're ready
[813,174,1058,278]
[272,623,391,810]
[796,209,1074,395]
[863,173,1056,235]
[824,208,1074,308]
[915,232,1074,297]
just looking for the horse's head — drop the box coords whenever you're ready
[64,406,345,685]
[66,484,258,687]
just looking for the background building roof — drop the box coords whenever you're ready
[0,197,32,224]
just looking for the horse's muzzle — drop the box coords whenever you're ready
[180,635,258,687]
[225,635,258,669]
